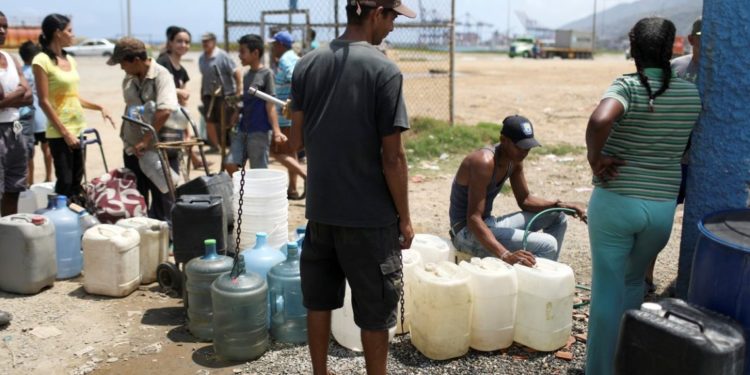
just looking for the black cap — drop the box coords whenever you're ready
[501,115,541,149]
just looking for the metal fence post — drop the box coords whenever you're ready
[223,0,230,51]
[334,0,340,37]
[449,0,456,126]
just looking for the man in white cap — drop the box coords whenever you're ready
[289,1,416,374]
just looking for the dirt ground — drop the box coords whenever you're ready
[0,52,686,374]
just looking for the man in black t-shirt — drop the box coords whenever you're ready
[290,1,416,374]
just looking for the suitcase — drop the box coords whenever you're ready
[615,298,746,375]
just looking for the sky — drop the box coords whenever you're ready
[2,0,635,42]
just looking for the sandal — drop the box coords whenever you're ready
[288,180,306,200]
[287,191,305,200]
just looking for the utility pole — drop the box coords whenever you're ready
[126,0,132,37]
[591,0,597,51]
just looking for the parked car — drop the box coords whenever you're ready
[64,39,115,57]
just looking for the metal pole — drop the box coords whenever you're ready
[506,0,511,43]
[223,0,230,51]
[591,0,597,52]
[334,0,340,37]
[126,0,132,37]
[449,0,456,126]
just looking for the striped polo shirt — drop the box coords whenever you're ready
[594,67,701,201]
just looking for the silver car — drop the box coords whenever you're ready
[64,38,115,57]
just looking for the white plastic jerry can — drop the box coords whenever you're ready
[513,258,575,351]
[116,217,169,284]
[411,261,472,360]
[459,257,518,351]
[83,224,141,297]
[408,234,451,265]
[396,249,423,334]
[331,281,397,351]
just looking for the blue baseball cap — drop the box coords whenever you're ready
[269,31,293,48]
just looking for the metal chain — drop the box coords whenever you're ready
[231,168,246,279]
[398,249,406,335]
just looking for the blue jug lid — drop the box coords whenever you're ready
[295,226,306,235]
[286,241,299,257]
[56,195,68,207]
[254,232,268,248]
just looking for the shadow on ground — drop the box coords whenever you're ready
[191,344,247,369]
[141,306,185,326]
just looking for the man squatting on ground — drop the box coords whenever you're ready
[289,1,416,374]
[449,115,587,265]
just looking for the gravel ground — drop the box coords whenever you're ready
[222,305,590,375]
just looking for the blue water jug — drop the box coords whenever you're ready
[281,227,306,257]
[211,257,268,361]
[43,195,82,279]
[296,225,306,250]
[241,232,286,280]
[34,194,58,215]
[268,242,307,343]
[185,239,233,341]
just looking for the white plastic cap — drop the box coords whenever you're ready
[640,302,663,315]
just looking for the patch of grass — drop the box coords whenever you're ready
[404,117,500,160]
[500,184,513,196]
[538,143,586,156]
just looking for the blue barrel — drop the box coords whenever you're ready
[688,209,750,375]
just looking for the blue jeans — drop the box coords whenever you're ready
[451,210,568,261]
[586,187,676,375]
[226,130,271,169]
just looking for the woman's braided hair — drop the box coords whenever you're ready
[629,17,676,112]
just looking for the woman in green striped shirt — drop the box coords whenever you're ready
[584,17,701,374]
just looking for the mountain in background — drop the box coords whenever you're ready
[561,0,702,47]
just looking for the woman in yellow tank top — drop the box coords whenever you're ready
[32,14,114,199]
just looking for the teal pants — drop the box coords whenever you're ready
[585,187,676,375]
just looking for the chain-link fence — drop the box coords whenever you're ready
[224,0,456,123]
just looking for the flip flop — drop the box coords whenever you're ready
[287,192,305,200]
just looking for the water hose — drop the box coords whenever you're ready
[523,208,591,309]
